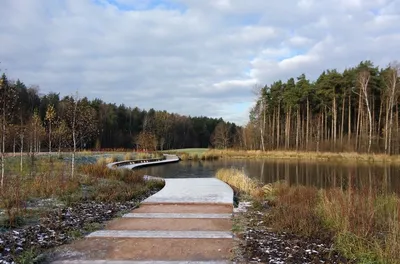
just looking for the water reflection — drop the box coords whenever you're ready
[138,159,400,194]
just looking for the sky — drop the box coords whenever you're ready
[0,0,399,125]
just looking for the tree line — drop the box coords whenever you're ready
[0,73,241,155]
[237,61,400,154]
[3,59,398,161]
[0,71,243,185]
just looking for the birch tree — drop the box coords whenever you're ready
[253,85,267,152]
[61,96,97,177]
[358,70,372,153]
[383,62,400,154]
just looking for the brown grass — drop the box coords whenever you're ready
[96,155,120,165]
[124,152,134,161]
[216,168,400,263]
[0,157,164,227]
[266,183,328,237]
[215,168,265,199]
[178,152,219,161]
[318,188,400,262]
[207,149,400,163]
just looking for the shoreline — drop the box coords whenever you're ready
[6,149,400,164]
[217,168,400,263]
[205,149,400,163]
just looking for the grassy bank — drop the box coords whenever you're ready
[209,149,400,163]
[216,168,400,263]
[0,155,164,227]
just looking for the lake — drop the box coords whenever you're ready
[138,159,400,193]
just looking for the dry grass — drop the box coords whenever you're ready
[79,163,163,202]
[178,152,219,161]
[216,168,265,199]
[136,152,163,160]
[318,188,400,263]
[266,182,328,237]
[216,168,400,263]
[0,156,164,227]
[96,156,118,165]
[207,149,400,163]
[124,152,134,161]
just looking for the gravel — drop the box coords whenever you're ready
[0,189,160,264]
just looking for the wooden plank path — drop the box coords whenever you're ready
[106,154,180,170]
[52,178,234,263]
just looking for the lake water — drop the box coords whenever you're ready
[138,159,400,193]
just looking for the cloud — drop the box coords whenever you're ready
[0,0,399,125]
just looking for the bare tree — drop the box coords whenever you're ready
[358,70,372,153]
[384,62,400,154]
[18,125,25,172]
[53,119,70,156]
[45,104,56,153]
[26,111,44,176]
[252,85,266,151]
[259,97,266,151]
[211,122,230,149]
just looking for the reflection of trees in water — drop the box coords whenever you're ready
[138,159,400,194]
[245,160,399,194]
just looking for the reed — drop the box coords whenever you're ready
[216,168,400,263]
[215,168,264,198]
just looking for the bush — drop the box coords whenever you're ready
[266,183,327,237]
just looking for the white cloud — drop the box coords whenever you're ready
[0,0,399,125]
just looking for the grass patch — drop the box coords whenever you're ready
[216,168,265,199]
[77,163,164,202]
[0,154,165,227]
[216,168,400,263]
[14,248,45,264]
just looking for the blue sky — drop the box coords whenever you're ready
[1,0,399,125]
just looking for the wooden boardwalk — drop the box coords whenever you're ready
[52,178,234,263]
